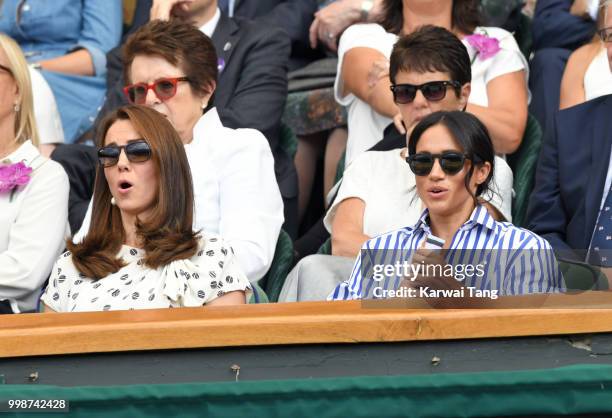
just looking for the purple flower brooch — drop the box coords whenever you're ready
[0,161,32,201]
[465,33,501,63]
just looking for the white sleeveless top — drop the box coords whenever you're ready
[584,48,612,101]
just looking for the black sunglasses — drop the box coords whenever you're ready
[390,81,461,104]
[98,140,152,168]
[406,151,476,176]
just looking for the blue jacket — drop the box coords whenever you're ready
[527,95,612,256]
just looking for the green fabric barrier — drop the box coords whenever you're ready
[2,364,612,417]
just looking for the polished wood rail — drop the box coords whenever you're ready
[2,293,612,358]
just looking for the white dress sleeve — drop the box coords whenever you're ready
[161,235,252,306]
[323,152,373,233]
[476,27,528,84]
[334,23,395,106]
[40,252,78,312]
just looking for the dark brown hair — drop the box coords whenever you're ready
[378,0,481,35]
[122,19,218,97]
[389,25,471,91]
[67,105,199,279]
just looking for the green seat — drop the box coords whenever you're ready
[258,229,294,302]
[317,237,332,256]
[514,12,533,59]
[248,282,269,304]
[558,259,609,291]
[506,114,542,228]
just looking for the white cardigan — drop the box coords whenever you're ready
[0,140,69,312]
[75,108,284,282]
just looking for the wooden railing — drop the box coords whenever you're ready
[2,293,612,358]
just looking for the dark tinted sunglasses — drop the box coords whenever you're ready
[406,151,476,176]
[390,81,461,104]
[98,140,152,168]
[123,77,189,104]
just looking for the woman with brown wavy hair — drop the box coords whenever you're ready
[41,105,250,312]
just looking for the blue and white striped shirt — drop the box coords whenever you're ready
[329,205,564,300]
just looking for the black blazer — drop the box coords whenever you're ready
[527,95,612,255]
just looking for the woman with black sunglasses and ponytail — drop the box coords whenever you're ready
[329,111,562,301]
[41,105,251,312]
[335,0,529,166]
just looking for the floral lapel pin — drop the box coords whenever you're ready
[465,33,501,63]
[0,161,32,202]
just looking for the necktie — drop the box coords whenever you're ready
[589,184,612,267]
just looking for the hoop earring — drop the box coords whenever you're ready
[111,197,116,206]
[13,103,20,113]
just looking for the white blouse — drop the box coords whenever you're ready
[74,108,284,282]
[0,140,70,312]
[335,24,529,165]
[41,234,252,312]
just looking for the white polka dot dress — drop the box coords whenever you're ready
[41,235,252,312]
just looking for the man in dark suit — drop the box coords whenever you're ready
[53,0,300,237]
[228,0,319,70]
[527,95,612,256]
[528,3,612,267]
[529,0,597,132]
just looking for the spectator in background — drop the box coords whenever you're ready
[0,34,69,314]
[42,106,251,313]
[54,0,298,237]
[334,0,528,168]
[74,20,284,284]
[0,0,122,143]
[528,0,612,270]
[529,0,598,131]
[560,2,612,109]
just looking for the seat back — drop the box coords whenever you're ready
[258,229,294,302]
[506,114,542,228]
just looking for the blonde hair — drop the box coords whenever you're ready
[0,34,39,147]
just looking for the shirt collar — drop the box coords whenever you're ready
[414,204,496,234]
[198,8,221,38]
[190,107,223,147]
[2,140,40,167]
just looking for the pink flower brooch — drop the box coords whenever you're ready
[0,161,32,201]
[465,33,501,62]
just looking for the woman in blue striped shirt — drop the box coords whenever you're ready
[330,111,563,301]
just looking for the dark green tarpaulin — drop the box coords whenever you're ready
[1,364,612,417]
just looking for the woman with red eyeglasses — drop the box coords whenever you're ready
[41,105,251,312]
[73,20,284,284]
[335,0,529,166]
[330,111,563,301]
